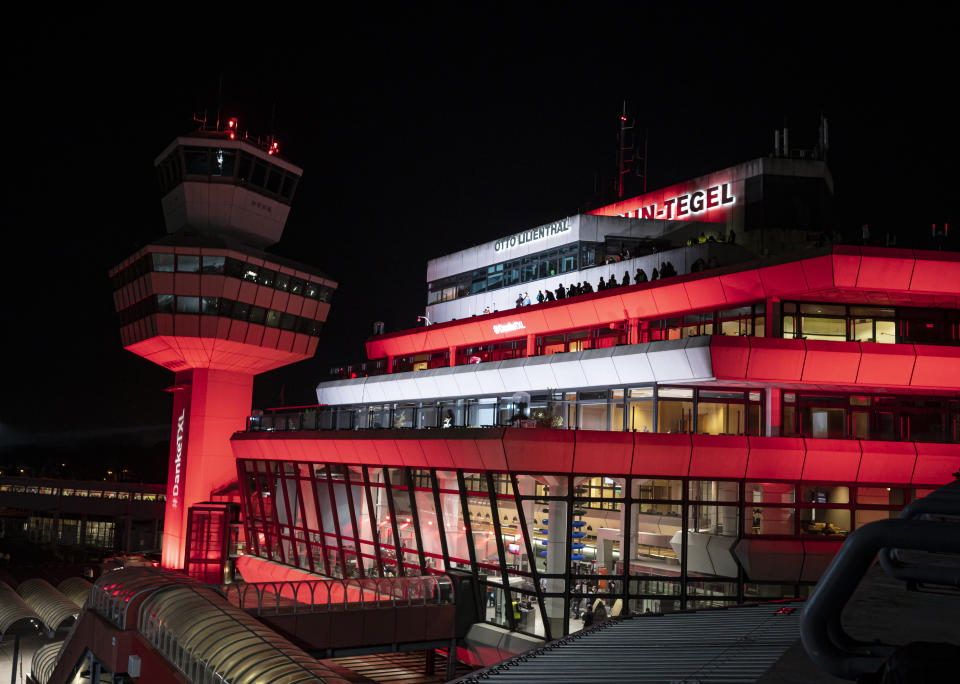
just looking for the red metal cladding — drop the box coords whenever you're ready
[911,442,960,486]
[746,338,806,382]
[573,431,634,475]
[911,345,960,389]
[856,342,916,386]
[446,436,487,471]
[801,340,861,384]
[395,438,429,468]
[746,437,805,481]
[856,247,916,291]
[857,441,917,484]
[909,250,960,294]
[503,429,575,473]
[683,276,727,311]
[689,434,750,479]
[650,282,691,314]
[799,255,835,291]
[756,261,809,298]
[632,433,691,477]
[710,335,751,380]
[418,436,456,470]
[474,430,508,471]
[718,268,765,304]
[803,439,862,482]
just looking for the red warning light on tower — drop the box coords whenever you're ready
[226,118,238,140]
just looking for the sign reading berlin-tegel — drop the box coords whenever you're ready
[621,182,736,220]
[494,218,569,253]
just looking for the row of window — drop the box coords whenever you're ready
[0,484,165,501]
[253,386,960,445]
[238,459,922,638]
[250,386,765,435]
[783,392,960,443]
[156,145,300,204]
[427,237,672,305]
[116,294,324,337]
[111,252,334,304]
[781,302,960,346]
[375,305,767,377]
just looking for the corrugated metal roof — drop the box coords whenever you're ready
[456,603,804,684]
[17,579,80,633]
[0,581,43,637]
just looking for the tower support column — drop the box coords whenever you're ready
[161,368,254,569]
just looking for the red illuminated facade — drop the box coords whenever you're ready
[233,192,960,642]
[109,128,336,572]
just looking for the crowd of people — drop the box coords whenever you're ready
[512,261,679,308]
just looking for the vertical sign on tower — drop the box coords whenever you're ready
[161,371,193,568]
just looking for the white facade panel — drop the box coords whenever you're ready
[413,372,441,400]
[452,366,484,397]
[647,340,695,382]
[611,348,656,385]
[498,360,531,394]
[475,363,507,395]
[362,376,388,403]
[551,353,588,388]
[392,374,422,401]
[523,356,559,389]
[433,369,461,398]
[577,350,619,388]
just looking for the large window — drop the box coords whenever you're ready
[782,301,960,346]
[782,391,960,443]
[238,460,914,638]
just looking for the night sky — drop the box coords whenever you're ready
[1,10,954,467]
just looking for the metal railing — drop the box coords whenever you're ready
[878,479,960,588]
[801,479,960,680]
[222,574,454,616]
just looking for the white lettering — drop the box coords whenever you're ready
[494,219,569,253]
[493,321,527,334]
[629,182,736,221]
[172,409,185,508]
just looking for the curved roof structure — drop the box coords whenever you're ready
[92,567,197,629]
[30,640,63,684]
[17,579,80,633]
[0,581,43,637]
[57,577,94,608]
[137,583,350,683]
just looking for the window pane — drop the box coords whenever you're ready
[202,255,225,274]
[801,316,846,341]
[157,294,174,313]
[176,296,200,314]
[153,253,175,272]
[200,296,219,314]
[177,255,200,273]
[657,400,692,433]
[249,306,266,324]
[697,401,745,435]
[800,509,850,536]
[265,309,282,328]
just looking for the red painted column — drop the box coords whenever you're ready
[386,355,394,373]
[449,346,457,367]
[161,368,254,569]
[526,334,536,357]
[765,388,782,437]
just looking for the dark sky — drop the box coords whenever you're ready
[1,9,954,448]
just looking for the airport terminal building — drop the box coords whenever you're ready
[232,155,960,642]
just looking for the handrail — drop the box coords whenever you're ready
[878,480,960,588]
[800,517,960,679]
[221,574,454,616]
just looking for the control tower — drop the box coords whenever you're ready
[108,121,336,570]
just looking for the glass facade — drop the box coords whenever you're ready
[248,386,765,436]
[781,302,960,346]
[238,459,911,638]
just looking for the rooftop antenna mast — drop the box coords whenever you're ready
[616,101,635,199]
